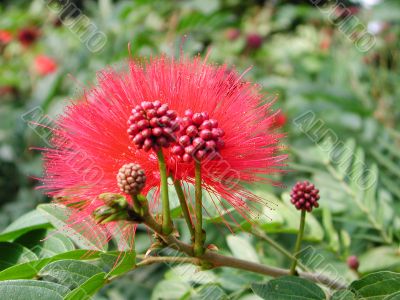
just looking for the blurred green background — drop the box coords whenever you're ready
[0,0,399,299]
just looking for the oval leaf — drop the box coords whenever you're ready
[251,276,326,300]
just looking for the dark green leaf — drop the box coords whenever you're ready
[331,290,355,300]
[251,276,326,300]
[0,242,37,271]
[350,271,400,299]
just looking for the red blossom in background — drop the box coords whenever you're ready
[34,55,57,76]
[40,55,286,248]
[225,28,241,41]
[246,33,263,49]
[0,30,12,44]
[17,27,40,47]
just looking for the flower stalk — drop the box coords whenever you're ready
[172,178,195,238]
[290,210,307,275]
[194,160,204,256]
[157,149,173,234]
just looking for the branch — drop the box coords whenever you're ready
[135,210,348,290]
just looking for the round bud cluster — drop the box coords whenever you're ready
[290,181,320,212]
[127,101,179,152]
[171,109,225,162]
[347,255,360,271]
[117,163,146,195]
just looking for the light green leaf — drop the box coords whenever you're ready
[251,276,326,300]
[64,272,106,300]
[193,284,227,300]
[0,250,100,281]
[37,204,108,251]
[336,139,356,180]
[0,280,70,299]
[100,251,136,277]
[151,279,191,300]
[0,210,51,241]
[359,247,400,273]
[38,259,103,289]
[15,229,75,258]
[165,264,217,285]
[0,242,38,271]
[227,235,259,263]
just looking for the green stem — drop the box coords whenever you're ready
[172,178,195,238]
[290,210,307,275]
[194,160,204,256]
[157,150,172,234]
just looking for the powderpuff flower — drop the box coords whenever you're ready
[0,30,12,44]
[34,55,58,76]
[17,27,40,47]
[40,54,285,248]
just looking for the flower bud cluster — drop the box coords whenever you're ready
[171,109,225,162]
[290,181,320,212]
[117,163,146,195]
[128,101,179,152]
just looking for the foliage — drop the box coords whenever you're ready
[0,0,399,299]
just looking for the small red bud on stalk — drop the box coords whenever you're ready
[290,181,320,275]
[347,255,360,271]
[290,181,320,212]
[246,33,263,50]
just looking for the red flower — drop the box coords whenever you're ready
[0,30,12,44]
[40,55,285,247]
[34,55,57,76]
[17,27,40,47]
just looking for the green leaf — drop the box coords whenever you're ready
[193,284,227,300]
[0,210,51,242]
[350,271,400,299]
[64,272,106,300]
[165,264,217,285]
[331,290,355,300]
[0,280,70,299]
[15,229,75,258]
[359,247,400,273]
[226,235,259,263]
[37,204,108,251]
[100,251,136,277]
[38,259,103,289]
[251,276,326,300]
[336,139,356,180]
[0,250,100,281]
[0,242,38,271]
[151,279,191,300]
